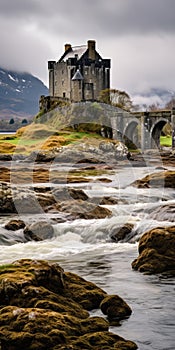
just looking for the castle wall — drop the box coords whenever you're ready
[71,80,83,102]
[83,64,110,100]
[53,62,72,99]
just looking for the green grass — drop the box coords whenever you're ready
[0,130,104,154]
[0,264,14,272]
[0,137,43,146]
[160,136,172,147]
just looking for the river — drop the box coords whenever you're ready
[0,159,174,350]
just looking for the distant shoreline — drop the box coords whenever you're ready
[0,131,16,134]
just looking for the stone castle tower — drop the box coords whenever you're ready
[48,40,111,102]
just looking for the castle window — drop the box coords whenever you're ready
[62,80,64,85]
[63,92,66,98]
[86,83,91,90]
[91,66,95,75]
[62,70,64,74]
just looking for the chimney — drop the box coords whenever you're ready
[88,40,96,60]
[65,43,71,52]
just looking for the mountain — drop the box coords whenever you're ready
[132,87,175,110]
[0,67,49,120]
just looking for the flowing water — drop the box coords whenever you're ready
[0,161,174,350]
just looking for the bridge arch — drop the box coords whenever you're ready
[123,119,140,148]
[150,118,170,148]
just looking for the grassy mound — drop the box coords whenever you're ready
[16,123,58,139]
[0,142,16,154]
[0,121,105,154]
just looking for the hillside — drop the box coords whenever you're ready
[0,67,48,121]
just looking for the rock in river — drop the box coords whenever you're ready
[132,226,175,275]
[110,223,134,242]
[5,219,25,231]
[23,221,54,241]
[133,170,175,188]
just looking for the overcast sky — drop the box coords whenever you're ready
[0,0,175,96]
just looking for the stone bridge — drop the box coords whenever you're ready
[69,102,175,151]
[39,100,175,151]
[111,109,174,151]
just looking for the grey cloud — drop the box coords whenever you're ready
[38,0,175,37]
[0,0,40,18]
[0,0,175,95]
[0,0,175,36]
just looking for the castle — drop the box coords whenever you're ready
[42,40,110,108]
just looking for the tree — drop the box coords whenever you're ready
[165,97,175,110]
[99,88,133,111]
[147,103,161,111]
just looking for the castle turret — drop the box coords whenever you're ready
[48,61,56,96]
[71,69,84,102]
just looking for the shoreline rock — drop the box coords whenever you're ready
[132,226,175,275]
[0,259,137,350]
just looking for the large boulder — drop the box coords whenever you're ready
[0,182,41,214]
[54,200,112,219]
[53,188,88,202]
[100,295,132,320]
[0,182,56,214]
[132,226,175,275]
[133,170,175,188]
[31,140,130,166]
[0,259,137,350]
[23,221,54,241]
[99,140,129,160]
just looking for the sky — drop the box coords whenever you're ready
[0,0,175,99]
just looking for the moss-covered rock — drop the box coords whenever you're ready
[4,219,25,231]
[63,271,107,310]
[133,170,175,188]
[132,226,175,275]
[100,295,132,320]
[0,259,137,350]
